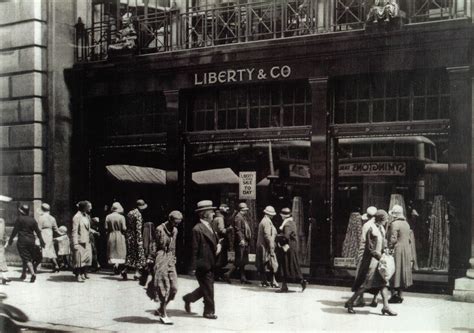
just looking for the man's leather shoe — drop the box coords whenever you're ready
[203,313,218,319]
[183,297,191,313]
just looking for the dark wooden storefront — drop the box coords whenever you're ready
[66,18,473,292]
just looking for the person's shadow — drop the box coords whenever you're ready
[146,309,198,318]
[318,299,371,316]
[46,275,77,283]
[113,316,161,324]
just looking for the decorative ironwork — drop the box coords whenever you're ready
[74,0,470,62]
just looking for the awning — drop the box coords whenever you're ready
[106,164,168,185]
[192,168,239,185]
[257,170,280,187]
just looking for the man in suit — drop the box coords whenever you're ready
[183,200,222,320]
[225,202,252,284]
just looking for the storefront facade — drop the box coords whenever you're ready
[66,1,474,294]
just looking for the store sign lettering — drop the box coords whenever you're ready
[338,162,406,177]
[239,171,256,200]
[194,65,292,86]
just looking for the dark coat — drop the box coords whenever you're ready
[191,222,218,273]
[276,218,302,280]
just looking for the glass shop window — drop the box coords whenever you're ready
[188,139,312,266]
[334,135,458,273]
[332,70,450,124]
[187,82,312,131]
[98,92,168,138]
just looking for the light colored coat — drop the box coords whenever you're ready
[72,211,91,246]
[256,215,277,272]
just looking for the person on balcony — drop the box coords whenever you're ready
[366,0,400,23]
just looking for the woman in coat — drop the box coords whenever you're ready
[37,203,60,272]
[105,202,127,277]
[6,204,45,283]
[0,210,10,284]
[275,208,307,293]
[72,200,93,283]
[387,204,413,303]
[344,209,396,315]
[147,211,183,325]
[256,206,279,288]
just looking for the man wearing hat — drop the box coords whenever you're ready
[211,204,233,282]
[226,202,252,284]
[124,199,148,280]
[183,200,221,319]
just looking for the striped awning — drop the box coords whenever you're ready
[192,168,239,185]
[106,164,167,185]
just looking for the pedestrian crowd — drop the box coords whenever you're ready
[0,196,413,324]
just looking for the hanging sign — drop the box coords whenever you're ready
[338,162,406,177]
[194,65,292,86]
[239,171,257,200]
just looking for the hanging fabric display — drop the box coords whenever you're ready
[245,199,258,253]
[427,195,450,270]
[341,212,363,261]
[292,196,306,263]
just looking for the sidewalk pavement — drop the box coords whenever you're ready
[2,268,474,332]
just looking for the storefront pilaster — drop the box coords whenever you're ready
[164,89,182,211]
[448,66,474,301]
[308,77,331,276]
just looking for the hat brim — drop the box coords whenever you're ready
[239,208,249,211]
[195,206,216,212]
[264,210,276,216]
[138,204,148,210]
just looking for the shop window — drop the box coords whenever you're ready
[335,135,453,273]
[100,92,169,138]
[332,70,450,125]
[188,81,312,131]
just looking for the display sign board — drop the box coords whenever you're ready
[194,65,292,86]
[334,257,357,268]
[338,162,406,177]
[239,171,256,200]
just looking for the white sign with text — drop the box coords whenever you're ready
[239,171,257,200]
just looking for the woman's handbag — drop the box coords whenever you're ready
[378,252,395,282]
[266,253,279,273]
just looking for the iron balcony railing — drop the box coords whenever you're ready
[75,0,471,62]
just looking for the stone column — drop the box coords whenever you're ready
[448,66,474,302]
[308,77,331,276]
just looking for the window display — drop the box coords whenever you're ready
[334,134,451,272]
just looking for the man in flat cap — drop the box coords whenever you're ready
[183,200,221,319]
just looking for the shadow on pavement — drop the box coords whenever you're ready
[321,307,371,315]
[113,316,161,324]
[46,275,77,283]
[318,300,346,307]
[145,309,198,318]
[239,286,297,293]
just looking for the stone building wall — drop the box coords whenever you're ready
[0,0,83,227]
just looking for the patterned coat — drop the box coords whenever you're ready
[125,208,146,269]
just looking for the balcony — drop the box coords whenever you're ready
[74,0,471,62]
